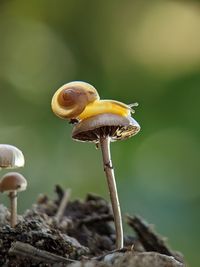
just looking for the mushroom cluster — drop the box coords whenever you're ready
[0,144,27,227]
[51,81,140,249]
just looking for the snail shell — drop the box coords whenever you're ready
[51,81,100,119]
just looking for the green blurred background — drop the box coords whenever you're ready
[0,1,199,266]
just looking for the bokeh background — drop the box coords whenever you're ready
[0,1,199,266]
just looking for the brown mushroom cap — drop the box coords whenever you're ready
[0,172,27,193]
[72,113,140,143]
[0,144,25,169]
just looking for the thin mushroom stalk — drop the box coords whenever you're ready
[99,136,123,249]
[9,191,17,228]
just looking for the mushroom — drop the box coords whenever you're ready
[0,172,27,227]
[72,114,140,249]
[0,144,25,169]
[51,81,140,249]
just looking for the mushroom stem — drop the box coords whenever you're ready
[9,191,17,227]
[99,136,123,249]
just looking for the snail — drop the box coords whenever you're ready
[51,81,137,121]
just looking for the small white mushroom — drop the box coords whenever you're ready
[0,144,25,169]
[0,172,27,227]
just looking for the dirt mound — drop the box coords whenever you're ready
[0,185,185,266]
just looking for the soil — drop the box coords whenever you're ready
[0,185,185,267]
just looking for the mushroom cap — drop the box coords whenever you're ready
[0,172,27,193]
[72,113,140,143]
[0,144,25,169]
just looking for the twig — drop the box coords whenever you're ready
[55,184,65,202]
[55,188,71,222]
[126,215,173,256]
[9,241,76,264]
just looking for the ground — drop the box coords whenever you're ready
[0,185,185,267]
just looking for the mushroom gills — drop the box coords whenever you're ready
[72,113,140,143]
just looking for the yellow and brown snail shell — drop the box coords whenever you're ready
[51,81,100,119]
[52,81,135,121]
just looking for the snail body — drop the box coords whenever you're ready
[51,81,132,121]
[78,100,131,120]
